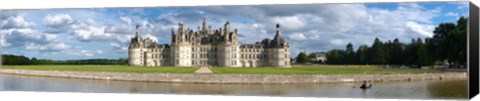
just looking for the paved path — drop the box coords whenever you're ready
[194,67,213,74]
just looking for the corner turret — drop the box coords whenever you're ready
[271,23,285,48]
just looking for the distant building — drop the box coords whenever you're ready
[310,52,327,63]
[128,18,291,67]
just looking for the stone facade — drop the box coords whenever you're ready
[128,19,291,67]
[310,52,327,63]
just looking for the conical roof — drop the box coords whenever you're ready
[271,23,285,48]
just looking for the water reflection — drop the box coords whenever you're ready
[0,74,467,100]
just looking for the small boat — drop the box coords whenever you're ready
[359,81,373,89]
[360,84,372,89]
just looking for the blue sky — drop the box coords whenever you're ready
[0,2,469,60]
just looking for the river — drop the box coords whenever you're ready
[0,74,468,100]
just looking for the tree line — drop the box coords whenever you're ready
[1,54,128,65]
[295,16,467,68]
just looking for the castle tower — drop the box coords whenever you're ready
[129,25,145,66]
[202,18,207,33]
[218,21,240,67]
[171,28,176,43]
[223,21,230,42]
[171,22,192,66]
[232,28,238,44]
[269,23,290,67]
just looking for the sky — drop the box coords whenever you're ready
[0,2,469,60]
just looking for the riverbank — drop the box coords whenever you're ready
[0,69,467,84]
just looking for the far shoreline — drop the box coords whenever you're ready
[0,69,467,84]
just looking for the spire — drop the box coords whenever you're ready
[135,24,142,44]
[201,17,207,33]
[179,22,184,31]
[224,21,231,42]
[276,23,280,32]
[275,23,281,36]
[171,28,176,43]
[272,23,285,48]
[135,24,140,37]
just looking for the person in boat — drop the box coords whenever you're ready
[360,80,372,89]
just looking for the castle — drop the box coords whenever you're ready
[128,18,290,67]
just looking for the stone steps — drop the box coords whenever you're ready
[194,67,213,74]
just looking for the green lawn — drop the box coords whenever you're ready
[211,64,451,74]
[2,65,197,73]
[290,64,384,69]
[1,64,458,74]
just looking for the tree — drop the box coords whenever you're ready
[451,16,467,68]
[368,38,387,64]
[430,23,456,67]
[417,41,431,66]
[428,16,467,68]
[326,49,346,64]
[295,52,310,64]
[308,53,316,60]
[31,57,38,65]
[356,45,369,64]
[345,42,355,64]
[390,38,404,65]
[1,54,129,65]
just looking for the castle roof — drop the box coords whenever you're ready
[270,23,285,48]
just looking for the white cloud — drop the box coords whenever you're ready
[25,43,47,50]
[96,50,103,54]
[110,42,128,53]
[67,50,95,57]
[272,16,305,30]
[0,36,10,47]
[445,12,459,17]
[330,39,343,45]
[43,14,73,27]
[69,20,113,42]
[1,15,35,29]
[406,21,435,37]
[25,42,71,53]
[120,16,132,25]
[81,50,94,57]
[105,24,133,35]
[288,33,307,41]
[144,34,158,43]
[0,14,70,54]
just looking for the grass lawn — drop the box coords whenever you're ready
[211,64,452,74]
[1,64,459,74]
[2,65,197,73]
